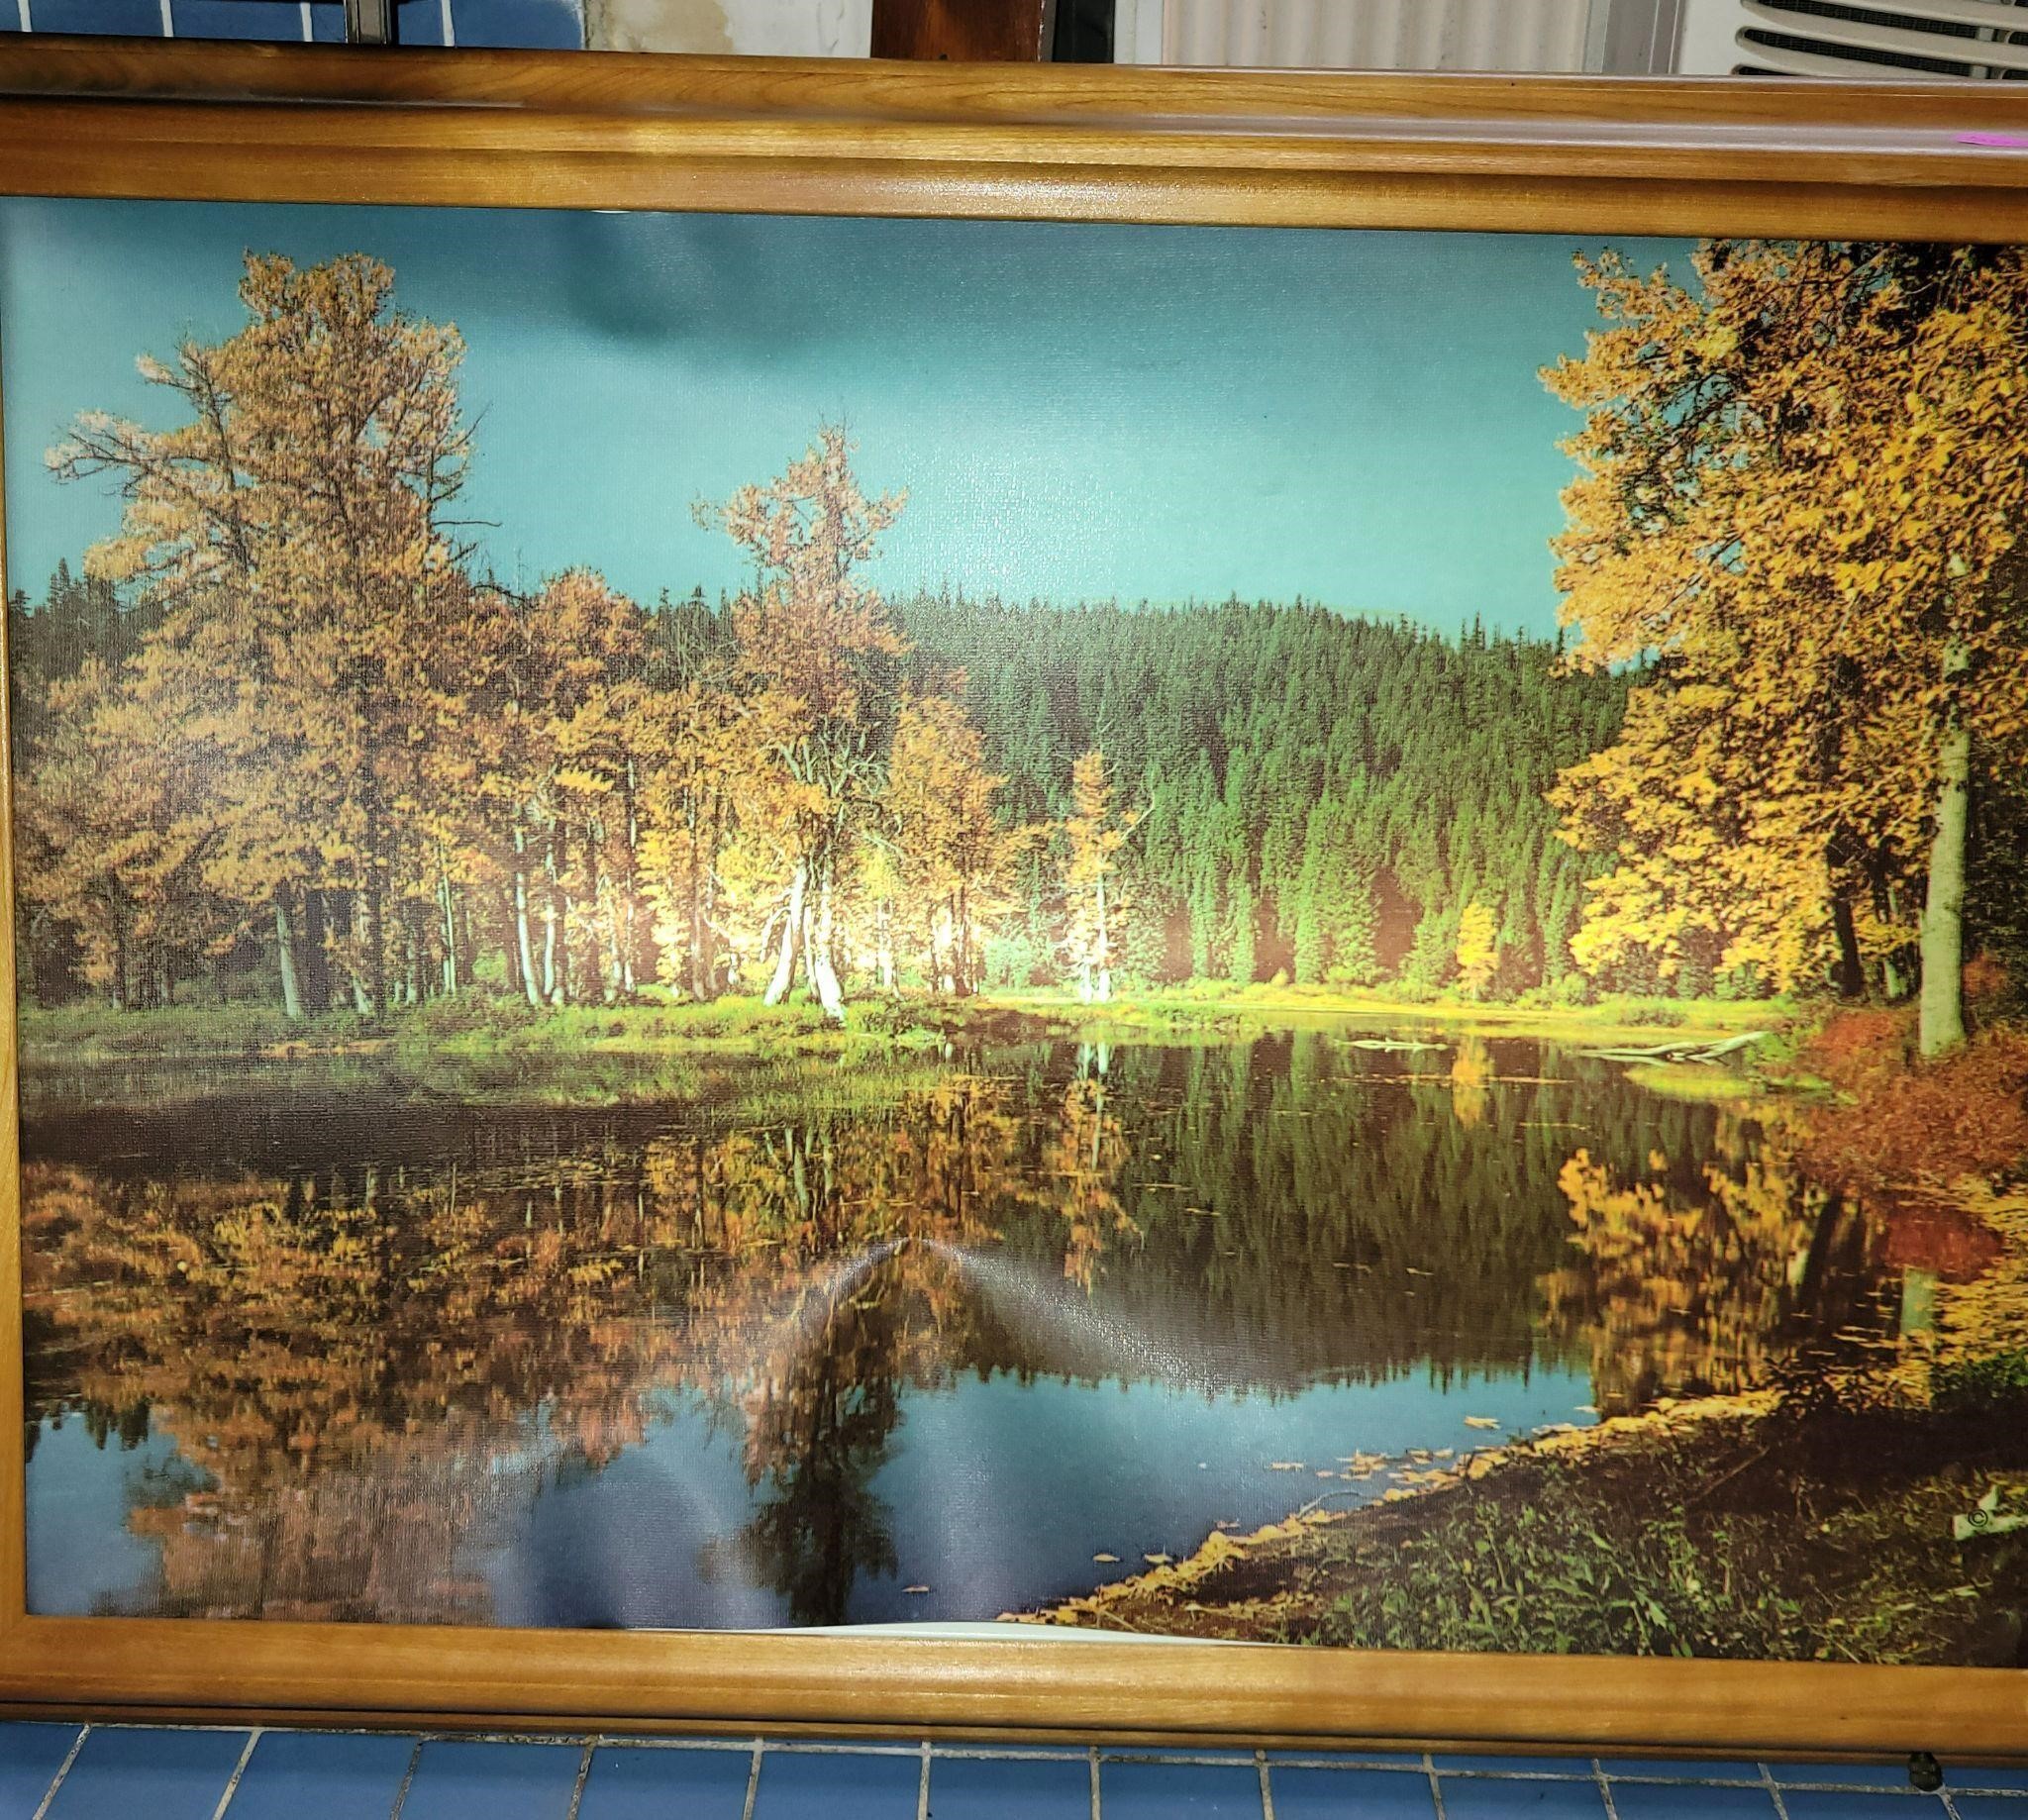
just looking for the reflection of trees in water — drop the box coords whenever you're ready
[703,1251,907,1626]
[1537,1108,1899,1415]
[22,1035,1877,1621]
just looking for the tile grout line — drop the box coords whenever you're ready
[770,1741,925,1757]
[1257,1747,1275,1820]
[209,1728,264,1820]
[562,1738,597,1820]
[916,1740,932,1820]
[29,1723,89,1820]
[388,1736,425,1820]
[1761,1762,1793,1820]
[1089,1745,1102,1820]
[740,1739,764,1820]
[923,1746,1091,1763]
[1944,1789,1966,1820]
[1591,1757,1620,1820]
[1425,1751,1447,1820]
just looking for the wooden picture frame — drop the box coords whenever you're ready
[3,35,2028,1759]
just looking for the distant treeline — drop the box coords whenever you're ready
[7,548,1634,1013]
[895,593,1634,998]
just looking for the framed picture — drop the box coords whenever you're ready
[3,37,2028,1757]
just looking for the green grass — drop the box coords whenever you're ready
[17,991,968,1111]
[1276,1451,2022,1664]
[17,999,359,1060]
[1625,1061,1768,1104]
[18,981,1797,1111]
[1935,1350,2028,1415]
[971,982,1790,1050]
[1053,1403,2028,1666]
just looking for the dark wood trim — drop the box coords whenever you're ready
[870,0,1053,61]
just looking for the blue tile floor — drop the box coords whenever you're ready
[4,1726,2026,1820]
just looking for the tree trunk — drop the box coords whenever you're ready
[541,839,561,1006]
[511,822,542,1010]
[807,863,846,1025]
[701,801,723,998]
[303,888,333,1014]
[403,902,424,1005]
[273,892,304,1022]
[603,880,626,1004]
[1094,870,1112,1003]
[764,860,807,1006]
[328,890,371,1014]
[438,853,459,995]
[502,888,524,1000]
[1830,892,1865,999]
[108,901,128,1011]
[456,892,476,997]
[686,796,716,1001]
[1918,655,1972,1059]
[359,845,387,1018]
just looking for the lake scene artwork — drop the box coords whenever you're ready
[6,202,2028,1662]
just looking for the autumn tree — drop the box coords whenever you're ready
[1454,901,1499,999]
[704,428,905,1022]
[882,692,1035,996]
[1547,242,2028,1051]
[43,253,473,1019]
[1060,749,1136,1003]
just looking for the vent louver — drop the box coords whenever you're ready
[1731,0,2028,77]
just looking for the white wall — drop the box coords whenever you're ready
[584,0,871,56]
[1672,0,1742,72]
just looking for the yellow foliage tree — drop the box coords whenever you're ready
[1060,749,1135,1003]
[1547,242,2028,1047]
[703,426,906,1023]
[1453,901,1499,999]
[883,692,1037,996]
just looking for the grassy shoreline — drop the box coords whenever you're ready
[971,983,1788,1055]
[18,982,1791,1063]
[14,984,1798,1112]
[1014,1373,2028,1664]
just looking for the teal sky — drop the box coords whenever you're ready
[0,199,1680,637]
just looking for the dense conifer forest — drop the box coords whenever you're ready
[896,594,1631,996]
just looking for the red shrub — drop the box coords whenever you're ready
[1802,1020,2028,1195]
[1808,1007,1912,1096]
[1966,951,2012,1008]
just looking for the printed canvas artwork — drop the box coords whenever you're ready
[6,201,2027,1660]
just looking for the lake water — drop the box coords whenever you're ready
[19,1025,1903,1627]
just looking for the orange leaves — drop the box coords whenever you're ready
[1798,1009,2028,1198]
[713,424,906,734]
[33,251,483,1013]
[880,691,1032,995]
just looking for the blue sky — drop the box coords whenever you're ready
[0,199,1680,638]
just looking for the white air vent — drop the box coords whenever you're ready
[1114,0,1685,70]
[1675,0,2028,76]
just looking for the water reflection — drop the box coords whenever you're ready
[21,1032,1907,1626]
